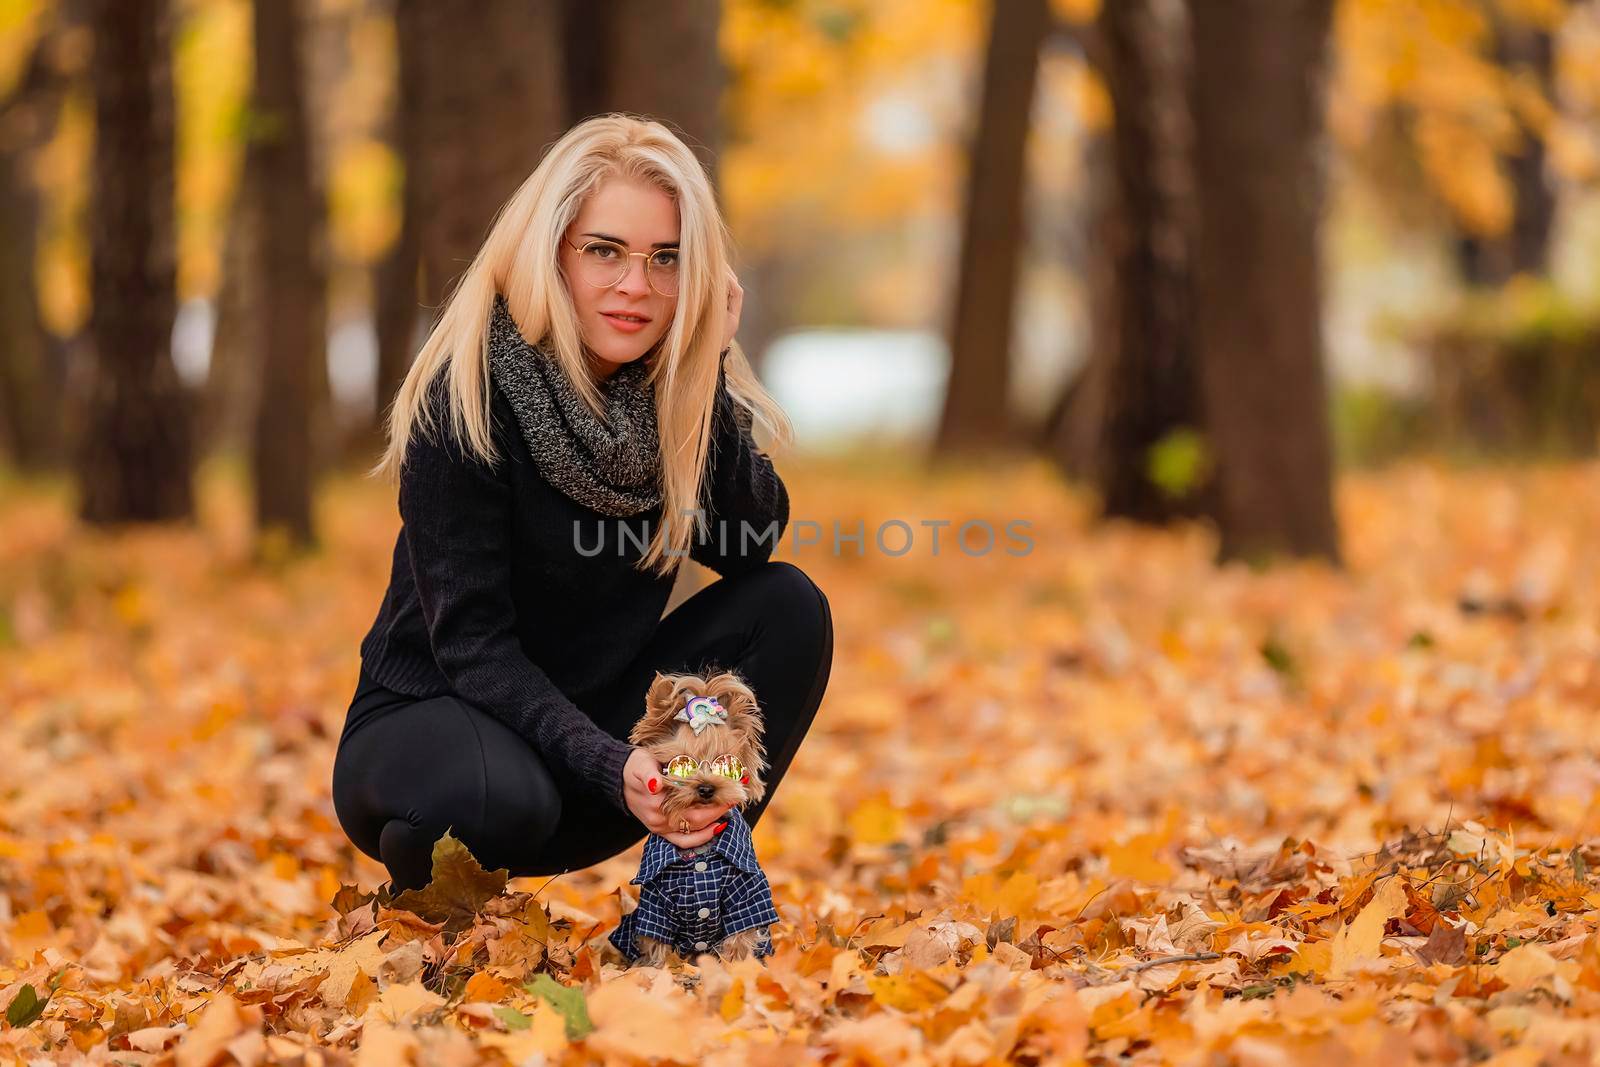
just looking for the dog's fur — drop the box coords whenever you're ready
[618,668,770,967]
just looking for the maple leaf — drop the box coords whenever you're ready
[388,829,509,933]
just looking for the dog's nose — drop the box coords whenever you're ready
[697,783,716,801]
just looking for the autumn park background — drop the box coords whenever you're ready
[3,0,1600,1062]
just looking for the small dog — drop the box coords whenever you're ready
[608,668,779,967]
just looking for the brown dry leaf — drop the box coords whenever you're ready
[389,831,510,933]
[1413,919,1467,966]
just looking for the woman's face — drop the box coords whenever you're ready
[560,177,679,380]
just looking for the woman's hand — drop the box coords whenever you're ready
[720,268,743,354]
[622,747,732,850]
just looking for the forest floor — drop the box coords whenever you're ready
[2,453,1598,1065]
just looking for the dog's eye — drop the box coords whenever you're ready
[663,755,699,779]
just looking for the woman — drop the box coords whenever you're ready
[332,114,834,893]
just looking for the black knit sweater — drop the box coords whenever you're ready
[356,357,789,814]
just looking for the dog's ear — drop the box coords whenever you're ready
[629,672,691,747]
[707,670,769,781]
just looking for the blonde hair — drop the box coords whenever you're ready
[370,113,792,578]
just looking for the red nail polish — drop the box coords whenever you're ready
[715,821,728,833]
[648,778,658,793]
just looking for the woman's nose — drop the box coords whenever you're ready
[697,783,716,800]
[616,255,650,295]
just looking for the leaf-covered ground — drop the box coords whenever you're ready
[2,454,1599,1065]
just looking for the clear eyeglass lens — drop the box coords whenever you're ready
[579,241,680,296]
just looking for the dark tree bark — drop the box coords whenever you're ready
[935,0,1052,456]
[560,0,614,129]
[405,0,566,319]
[1190,0,1340,564]
[249,0,323,547]
[586,0,722,181]
[1044,0,1207,523]
[78,0,194,524]
[203,156,262,459]
[0,4,80,471]
[369,0,424,439]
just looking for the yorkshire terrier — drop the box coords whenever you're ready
[608,668,780,967]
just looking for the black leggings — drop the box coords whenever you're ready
[331,560,834,892]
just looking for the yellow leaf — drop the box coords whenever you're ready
[363,981,446,1025]
[720,977,746,1022]
[1106,833,1175,883]
[848,796,905,845]
[476,1006,568,1061]
[585,979,703,1062]
[1330,874,1409,978]
[1496,943,1578,989]
[866,970,952,1013]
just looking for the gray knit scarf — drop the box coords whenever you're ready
[485,293,663,517]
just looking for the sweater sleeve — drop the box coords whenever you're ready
[688,351,790,578]
[398,385,637,814]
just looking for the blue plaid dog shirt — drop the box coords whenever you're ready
[610,806,779,961]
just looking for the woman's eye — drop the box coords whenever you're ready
[589,244,621,260]
[651,250,679,268]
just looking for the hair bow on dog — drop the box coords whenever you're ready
[675,695,728,735]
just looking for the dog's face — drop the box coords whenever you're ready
[627,670,769,818]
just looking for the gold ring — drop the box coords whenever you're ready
[678,820,689,834]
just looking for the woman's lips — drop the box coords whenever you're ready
[601,312,649,334]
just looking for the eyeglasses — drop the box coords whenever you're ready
[563,237,680,297]
[661,753,747,781]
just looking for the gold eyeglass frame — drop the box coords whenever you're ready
[661,753,747,781]
[562,236,681,298]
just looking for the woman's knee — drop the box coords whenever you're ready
[746,560,832,648]
[480,742,564,856]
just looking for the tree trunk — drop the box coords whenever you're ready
[249,0,322,548]
[0,4,83,472]
[78,0,194,524]
[1045,0,1207,523]
[367,0,424,445]
[584,0,722,182]
[935,0,1051,456]
[203,156,263,459]
[1190,0,1340,565]
[406,0,566,320]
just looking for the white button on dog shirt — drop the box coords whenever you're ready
[695,861,708,872]
[698,907,711,918]
[694,941,708,951]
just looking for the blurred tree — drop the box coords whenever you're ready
[77,0,194,523]
[364,0,565,439]
[1329,0,1585,286]
[559,0,723,182]
[1043,0,1209,524]
[0,0,78,472]
[371,0,420,440]
[936,0,1052,456]
[204,139,263,460]
[398,1,564,322]
[1190,0,1340,564]
[1455,5,1559,285]
[247,0,323,549]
